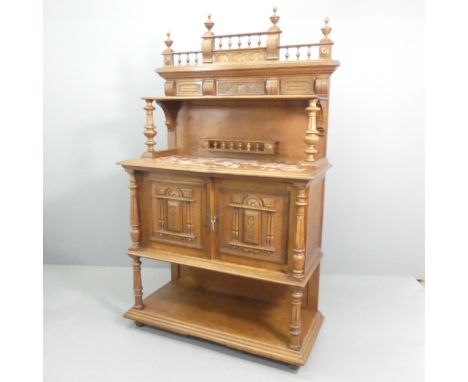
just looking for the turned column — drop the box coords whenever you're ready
[127,170,141,249]
[292,185,307,279]
[304,98,321,163]
[141,98,157,158]
[289,287,304,350]
[130,255,144,310]
[127,170,144,310]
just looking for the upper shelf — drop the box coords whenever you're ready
[145,95,321,102]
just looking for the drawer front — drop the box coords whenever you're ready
[144,173,208,255]
[216,179,291,267]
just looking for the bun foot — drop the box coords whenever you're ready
[288,364,300,370]
[135,321,145,327]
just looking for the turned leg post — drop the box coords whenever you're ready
[130,255,144,310]
[289,287,303,350]
[292,185,307,279]
[304,98,321,163]
[141,98,157,158]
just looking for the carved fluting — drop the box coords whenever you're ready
[128,171,141,249]
[304,98,321,163]
[142,99,156,158]
[131,255,144,310]
[292,186,307,278]
[289,287,303,350]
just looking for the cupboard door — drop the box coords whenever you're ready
[215,179,290,268]
[144,173,208,256]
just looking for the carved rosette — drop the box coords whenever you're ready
[292,186,307,278]
[304,98,321,163]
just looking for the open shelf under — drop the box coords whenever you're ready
[120,154,329,181]
[124,280,324,366]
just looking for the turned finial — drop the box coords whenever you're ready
[270,6,280,26]
[321,17,332,39]
[204,13,214,32]
[164,32,173,49]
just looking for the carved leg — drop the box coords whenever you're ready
[130,255,144,310]
[288,287,303,350]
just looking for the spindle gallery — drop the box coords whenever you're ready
[119,7,340,368]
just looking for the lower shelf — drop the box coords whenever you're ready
[124,280,323,366]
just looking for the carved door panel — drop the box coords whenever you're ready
[215,179,290,268]
[144,173,208,257]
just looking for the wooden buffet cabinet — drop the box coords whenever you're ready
[119,8,339,368]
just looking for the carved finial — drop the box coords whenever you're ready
[164,32,173,49]
[204,13,214,32]
[270,6,280,26]
[321,17,332,38]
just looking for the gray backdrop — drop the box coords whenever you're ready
[44,0,424,278]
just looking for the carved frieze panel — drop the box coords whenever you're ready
[280,78,314,95]
[176,81,202,96]
[217,80,265,96]
[214,48,267,63]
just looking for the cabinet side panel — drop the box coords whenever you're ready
[305,178,325,270]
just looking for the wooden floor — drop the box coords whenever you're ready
[124,280,323,366]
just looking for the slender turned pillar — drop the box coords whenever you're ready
[292,185,307,279]
[130,255,144,310]
[127,170,141,249]
[141,99,156,158]
[304,98,321,163]
[289,287,304,350]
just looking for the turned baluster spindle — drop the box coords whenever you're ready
[218,37,223,49]
[247,35,251,47]
[130,255,144,310]
[296,46,301,60]
[304,98,321,162]
[237,36,242,48]
[289,287,303,350]
[292,186,307,278]
[285,47,289,60]
[194,53,199,64]
[141,99,156,158]
[307,45,312,60]
[257,34,261,47]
